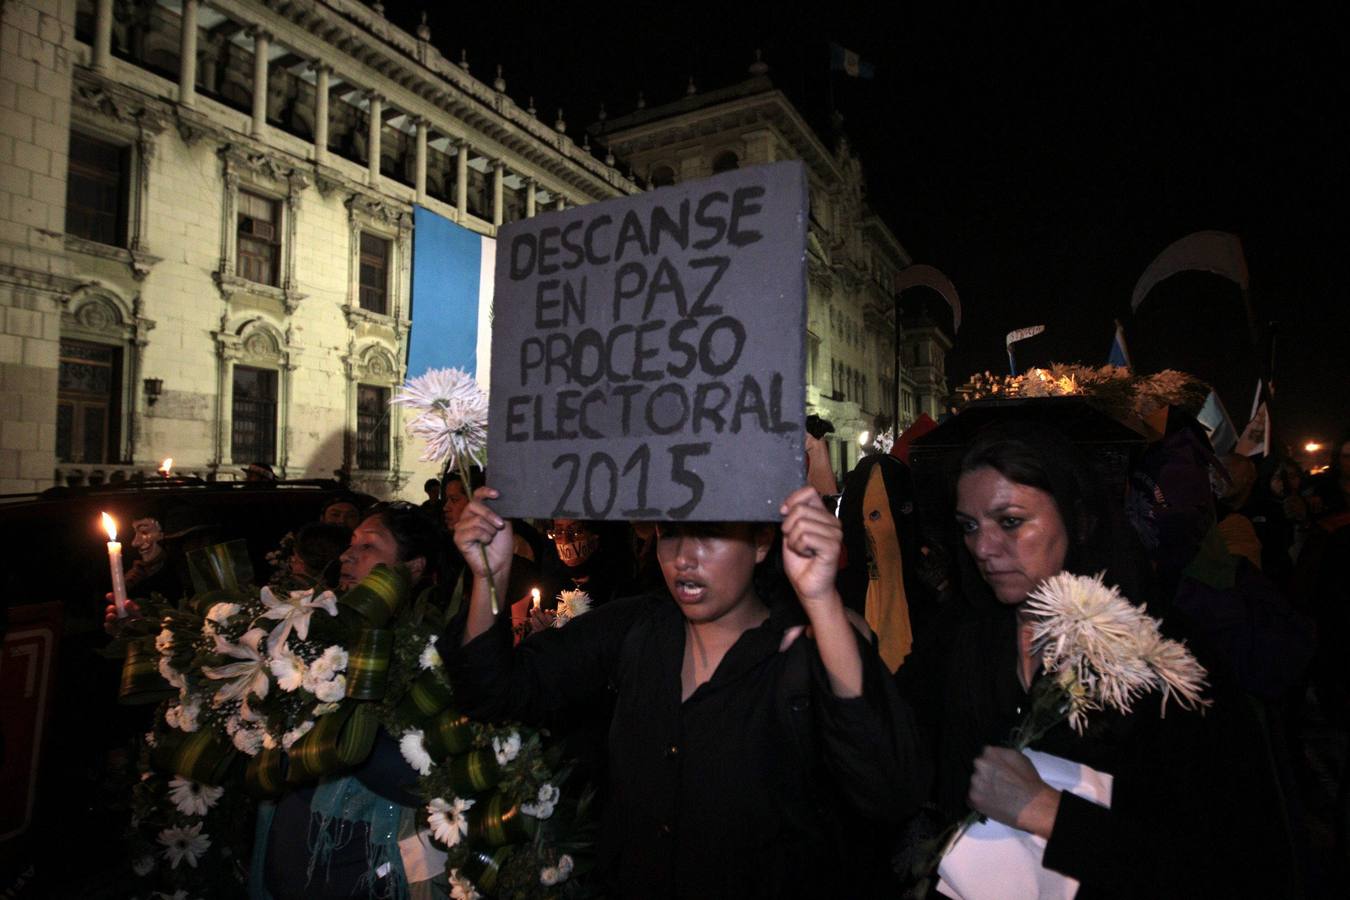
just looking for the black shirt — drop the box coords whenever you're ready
[451,590,926,899]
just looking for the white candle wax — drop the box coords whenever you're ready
[108,540,128,617]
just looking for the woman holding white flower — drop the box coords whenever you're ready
[452,484,926,898]
[900,421,1301,897]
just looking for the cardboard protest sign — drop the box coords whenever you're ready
[486,161,807,521]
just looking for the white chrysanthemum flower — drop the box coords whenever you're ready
[131,855,155,876]
[554,589,592,624]
[158,822,210,869]
[1026,571,1209,733]
[418,635,442,670]
[399,729,434,775]
[521,782,560,819]
[318,645,349,672]
[232,726,263,756]
[427,796,475,847]
[492,731,521,765]
[281,720,315,749]
[167,776,224,817]
[392,368,489,467]
[270,645,306,693]
[313,674,347,703]
[155,628,174,654]
[448,868,481,900]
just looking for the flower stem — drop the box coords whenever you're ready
[456,459,499,616]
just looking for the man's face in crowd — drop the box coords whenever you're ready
[322,501,361,530]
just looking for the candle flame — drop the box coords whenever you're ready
[159,457,174,475]
[531,587,541,607]
[101,512,118,541]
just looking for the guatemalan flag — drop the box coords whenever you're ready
[1106,319,1132,371]
[407,206,496,390]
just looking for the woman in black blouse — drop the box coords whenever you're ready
[451,486,926,898]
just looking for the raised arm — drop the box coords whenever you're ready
[452,486,515,645]
[779,485,862,698]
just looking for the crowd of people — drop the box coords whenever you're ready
[89,416,1350,898]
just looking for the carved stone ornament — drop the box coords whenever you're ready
[244,331,280,359]
[75,298,120,330]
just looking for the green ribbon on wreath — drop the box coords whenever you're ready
[338,564,410,628]
[152,728,237,786]
[346,628,392,700]
[466,792,538,847]
[422,709,473,760]
[445,749,502,796]
[244,747,288,798]
[458,846,515,893]
[285,702,380,784]
[118,635,177,705]
[396,668,455,719]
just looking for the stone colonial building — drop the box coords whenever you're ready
[593,64,950,476]
[0,0,948,496]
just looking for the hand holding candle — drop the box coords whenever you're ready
[102,512,129,618]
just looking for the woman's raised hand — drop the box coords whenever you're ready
[780,485,843,609]
[453,487,514,580]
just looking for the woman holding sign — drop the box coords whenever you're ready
[451,486,926,897]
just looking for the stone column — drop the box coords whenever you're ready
[178,0,198,106]
[92,0,114,73]
[313,64,330,165]
[525,178,536,218]
[491,160,505,226]
[250,30,270,136]
[414,118,428,204]
[454,141,468,219]
[555,193,566,212]
[366,94,382,185]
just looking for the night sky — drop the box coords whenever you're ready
[386,0,1348,449]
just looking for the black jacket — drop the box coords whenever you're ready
[451,590,927,899]
[900,600,1303,898]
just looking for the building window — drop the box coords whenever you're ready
[358,232,391,315]
[237,190,281,286]
[56,339,121,463]
[712,150,740,173]
[66,132,128,247]
[356,384,391,470]
[649,165,676,188]
[232,365,278,465]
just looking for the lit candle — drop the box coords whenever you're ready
[102,512,129,617]
[531,587,541,611]
[159,457,174,478]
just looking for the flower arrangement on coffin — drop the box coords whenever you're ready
[955,365,1209,423]
[905,572,1210,893]
[115,558,594,898]
[393,367,500,614]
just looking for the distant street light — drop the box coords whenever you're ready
[858,430,871,448]
[1305,441,1322,453]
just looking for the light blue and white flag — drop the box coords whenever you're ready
[408,206,496,389]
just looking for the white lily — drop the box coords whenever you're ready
[259,586,339,654]
[201,628,270,706]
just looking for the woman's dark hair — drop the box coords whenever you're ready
[951,421,1150,607]
[364,502,444,585]
[293,522,351,589]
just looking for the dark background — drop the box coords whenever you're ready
[385,0,1348,449]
